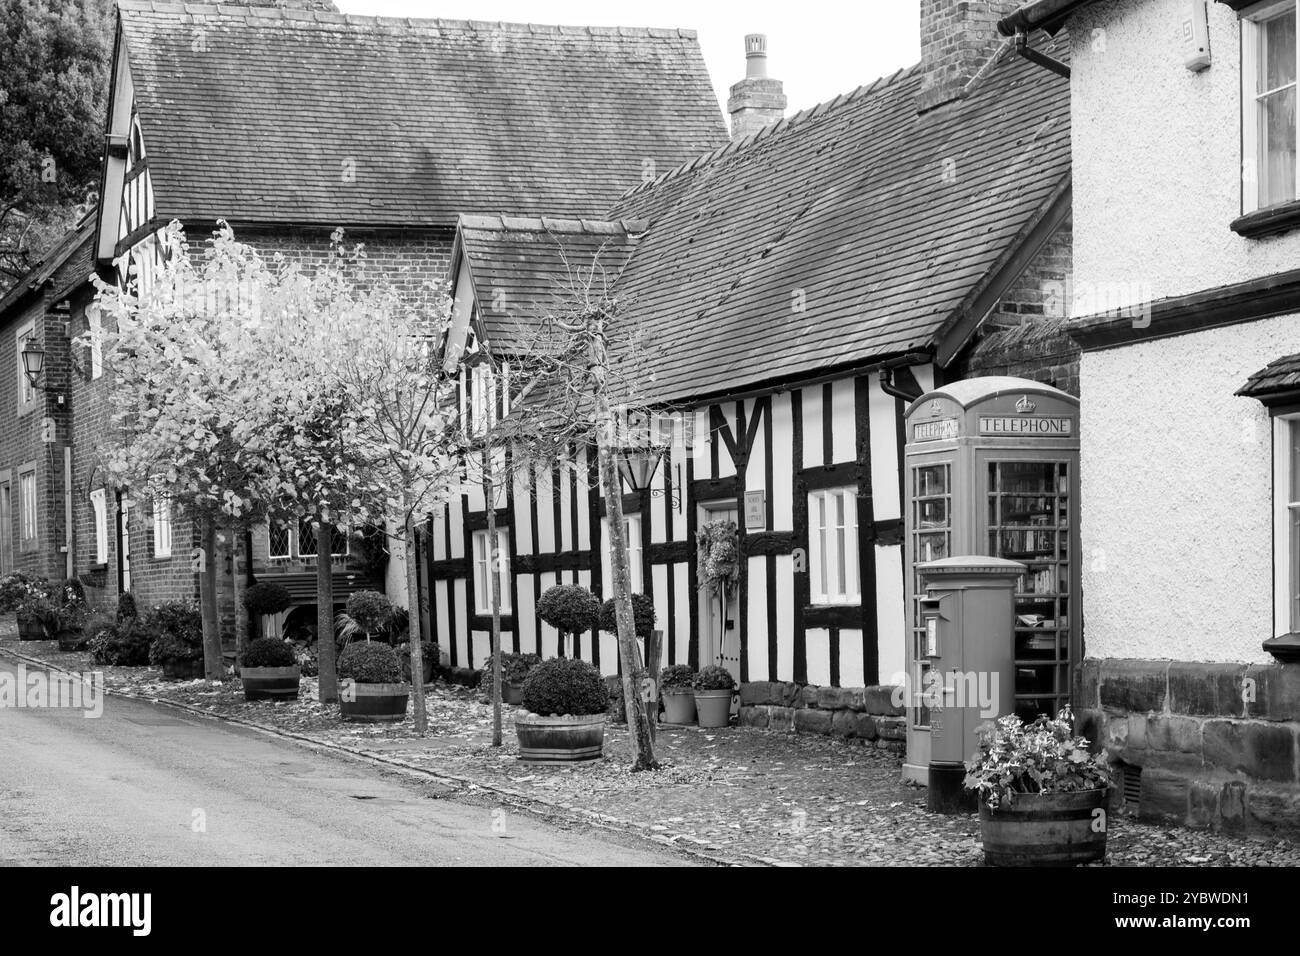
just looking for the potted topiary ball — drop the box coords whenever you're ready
[337,641,409,722]
[693,664,736,728]
[536,584,600,657]
[516,657,610,762]
[658,664,697,724]
[240,638,301,701]
[596,593,656,640]
[242,581,294,637]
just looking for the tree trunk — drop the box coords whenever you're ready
[594,411,658,771]
[199,516,223,681]
[316,515,338,704]
[230,528,246,669]
[484,456,503,747]
[404,507,428,735]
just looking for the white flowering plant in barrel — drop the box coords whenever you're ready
[963,706,1112,810]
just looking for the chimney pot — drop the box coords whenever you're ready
[728,33,786,139]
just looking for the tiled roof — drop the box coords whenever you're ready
[1238,354,1300,400]
[457,215,646,352]
[0,213,97,318]
[465,33,1072,403]
[116,2,728,228]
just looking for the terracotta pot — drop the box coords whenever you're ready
[340,681,410,722]
[515,712,606,762]
[503,682,524,706]
[162,658,205,680]
[400,654,435,685]
[694,689,734,728]
[661,688,697,724]
[979,788,1109,866]
[241,665,301,701]
[17,614,45,641]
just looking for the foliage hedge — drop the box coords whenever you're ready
[243,581,293,616]
[520,657,610,717]
[536,585,600,637]
[481,652,542,688]
[597,593,656,639]
[241,638,297,668]
[338,641,402,684]
[116,591,137,622]
[88,620,151,666]
[144,601,204,664]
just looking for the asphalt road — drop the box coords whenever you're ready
[0,657,686,866]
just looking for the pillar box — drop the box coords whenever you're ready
[917,556,1024,814]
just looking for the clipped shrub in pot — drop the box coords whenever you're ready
[964,707,1113,866]
[338,640,408,722]
[11,576,51,640]
[692,664,736,728]
[242,581,293,637]
[340,590,393,642]
[240,638,301,701]
[88,618,151,666]
[658,664,697,725]
[596,593,656,640]
[516,657,609,761]
[145,601,205,679]
[397,640,438,683]
[483,652,541,705]
[536,584,599,657]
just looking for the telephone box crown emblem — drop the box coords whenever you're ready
[1015,395,1037,414]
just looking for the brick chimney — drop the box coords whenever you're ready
[917,1,1020,113]
[727,35,787,139]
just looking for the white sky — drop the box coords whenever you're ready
[335,1,922,116]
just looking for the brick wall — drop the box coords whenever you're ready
[957,219,1080,396]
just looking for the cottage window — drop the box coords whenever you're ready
[268,521,291,559]
[90,488,108,564]
[1275,415,1300,631]
[808,486,860,605]
[1243,2,1299,212]
[19,470,38,552]
[600,515,643,595]
[152,496,172,558]
[472,527,511,615]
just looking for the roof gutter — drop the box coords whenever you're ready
[997,0,1096,38]
[1011,30,1070,78]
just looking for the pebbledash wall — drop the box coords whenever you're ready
[1062,0,1300,831]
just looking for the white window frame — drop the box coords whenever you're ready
[89,487,108,564]
[601,514,643,595]
[152,496,172,558]
[265,519,348,560]
[1273,415,1300,634]
[808,486,860,606]
[16,322,35,410]
[472,527,511,615]
[87,303,104,380]
[1242,0,1300,213]
[18,469,37,552]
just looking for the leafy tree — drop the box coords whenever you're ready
[0,0,113,291]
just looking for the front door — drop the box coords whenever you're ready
[117,495,132,593]
[697,501,740,683]
[0,481,12,573]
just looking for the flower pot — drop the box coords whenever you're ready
[241,665,301,702]
[694,689,733,728]
[162,658,205,680]
[56,628,86,652]
[661,687,697,724]
[515,712,606,762]
[17,614,45,641]
[400,655,435,685]
[503,682,524,706]
[978,788,1109,866]
[340,681,410,723]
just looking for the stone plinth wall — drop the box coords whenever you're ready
[737,681,906,751]
[1076,659,1300,834]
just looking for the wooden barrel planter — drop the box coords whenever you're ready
[17,615,45,641]
[241,665,301,701]
[515,713,606,762]
[694,689,733,728]
[340,682,410,723]
[979,789,1109,866]
[661,688,697,725]
[162,658,205,680]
